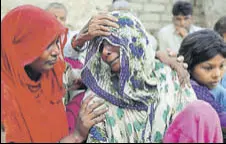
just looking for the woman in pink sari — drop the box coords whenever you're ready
[163,100,223,143]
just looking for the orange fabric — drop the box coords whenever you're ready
[1,5,69,142]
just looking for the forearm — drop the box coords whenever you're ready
[71,22,90,50]
[155,50,171,66]
[71,34,89,52]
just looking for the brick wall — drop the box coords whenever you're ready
[128,0,207,36]
[1,0,113,30]
[2,0,226,37]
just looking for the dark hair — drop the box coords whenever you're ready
[178,29,226,73]
[172,1,193,16]
[214,16,226,37]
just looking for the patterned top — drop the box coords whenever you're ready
[81,11,197,143]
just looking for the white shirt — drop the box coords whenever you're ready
[157,24,202,53]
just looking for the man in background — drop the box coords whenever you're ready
[157,1,202,53]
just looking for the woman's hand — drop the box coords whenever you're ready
[75,94,108,140]
[156,50,190,87]
[73,13,119,48]
[59,94,108,143]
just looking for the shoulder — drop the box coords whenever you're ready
[158,24,174,37]
[159,24,174,33]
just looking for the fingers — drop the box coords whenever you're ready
[168,51,177,57]
[176,55,188,69]
[89,23,110,32]
[86,100,105,114]
[94,14,118,22]
[86,14,119,39]
[90,14,119,29]
[183,63,188,69]
[180,75,191,88]
[90,107,108,119]
[81,95,94,112]
[99,25,110,32]
[166,48,177,57]
[95,19,119,29]
[91,114,106,125]
[91,30,111,37]
[177,56,184,62]
[177,69,191,88]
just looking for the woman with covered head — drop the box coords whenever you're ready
[81,11,223,142]
[178,29,226,140]
[1,5,108,143]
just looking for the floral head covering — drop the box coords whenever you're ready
[82,11,158,109]
[82,11,197,143]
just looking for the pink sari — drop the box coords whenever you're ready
[163,100,223,143]
[64,57,85,134]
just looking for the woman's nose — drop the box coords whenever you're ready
[103,47,111,55]
[50,45,60,56]
[212,68,221,79]
[101,47,111,61]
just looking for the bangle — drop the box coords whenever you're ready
[71,35,84,52]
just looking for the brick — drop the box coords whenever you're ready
[140,13,160,21]
[130,3,143,11]
[151,0,170,4]
[166,5,173,13]
[144,4,165,12]
[128,0,148,3]
[161,14,172,22]
[143,22,162,31]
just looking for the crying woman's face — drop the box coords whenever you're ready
[100,40,120,73]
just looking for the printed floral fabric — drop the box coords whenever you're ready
[81,11,197,143]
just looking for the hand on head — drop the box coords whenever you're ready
[75,13,119,47]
